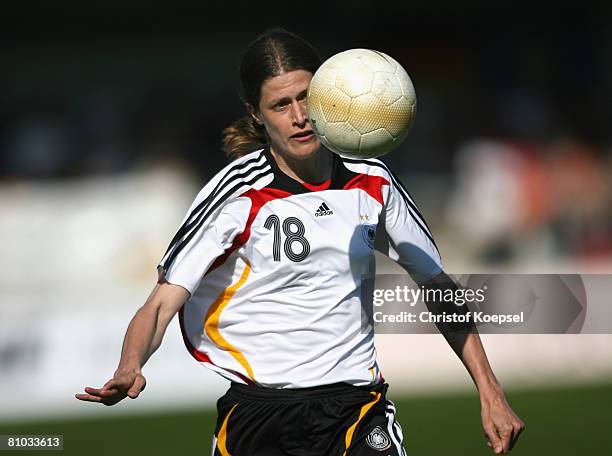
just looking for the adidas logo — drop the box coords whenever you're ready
[315,202,333,217]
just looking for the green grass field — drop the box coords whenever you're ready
[1,382,610,455]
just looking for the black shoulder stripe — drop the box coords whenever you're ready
[161,169,273,272]
[385,168,434,235]
[162,151,267,257]
[164,159,270,257]
[341,157,431,230]
[340,156,386,171]
[386,171,439,252]
[342,157,433,234]
[341,157,438,251]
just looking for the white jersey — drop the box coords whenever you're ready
[158,148,442,388]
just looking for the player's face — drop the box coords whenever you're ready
[254,70,320,160]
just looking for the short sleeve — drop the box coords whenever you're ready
[377,170,443,284]
[157,196,251,295]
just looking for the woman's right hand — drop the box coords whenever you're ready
[75,282,188,407]
[75,368,147,406]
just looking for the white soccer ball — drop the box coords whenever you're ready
[307,48,417,159]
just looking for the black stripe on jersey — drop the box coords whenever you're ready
[161,168,273,272]
[263,148,360,194]
[342,157,433,235]
[386,168,434,236]
[164,159,270,259]
[162,151,267,258]
[340,157,439,252]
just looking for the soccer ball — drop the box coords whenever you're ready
[307,49,416,159]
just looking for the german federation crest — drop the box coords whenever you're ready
[365,426,391,451]
[361,224,377,249]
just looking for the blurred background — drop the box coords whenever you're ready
[1,2,611,454]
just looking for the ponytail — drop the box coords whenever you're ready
[222,115,268,161]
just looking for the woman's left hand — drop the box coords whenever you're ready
[480,388,525,454]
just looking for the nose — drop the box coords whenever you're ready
[291,100,307,127]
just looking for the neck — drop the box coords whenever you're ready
[270,147,333,184]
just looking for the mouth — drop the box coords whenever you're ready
[290,130,315,142]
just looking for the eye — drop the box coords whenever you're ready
[274,103,288,111]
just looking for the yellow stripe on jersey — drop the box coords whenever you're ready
[217,403,238,456]
[205,261,255,380]
[342,391,382,456]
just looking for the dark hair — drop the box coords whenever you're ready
[222,28,321,160]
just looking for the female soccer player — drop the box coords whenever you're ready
[76,28,524,455]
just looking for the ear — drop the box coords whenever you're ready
[247,104,264,126]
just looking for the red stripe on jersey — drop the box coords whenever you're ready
[179,305,212,363]
[343,174,389,205]
[301,178,331,192]
[207,187,293,273]
[180,187,291,385]
[178,305,256,385]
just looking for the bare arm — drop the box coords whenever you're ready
[421,273,525,454]
[75,282,190,406]
[461,332,524,454]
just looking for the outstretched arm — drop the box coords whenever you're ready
[460,330,525,454]
[75,282,190,406]
[420,272,525,454]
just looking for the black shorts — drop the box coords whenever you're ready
[211,381,406,456]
